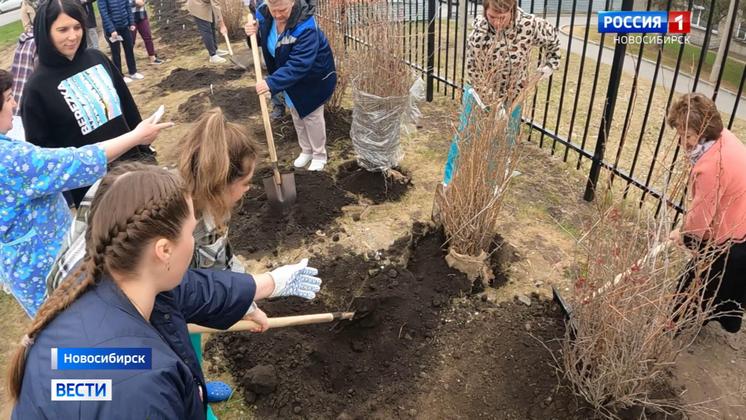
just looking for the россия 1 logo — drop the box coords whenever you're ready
[598,11,691,33]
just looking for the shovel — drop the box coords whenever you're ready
[553,240,672,336]
[187,305,373,334]
[221,32,252,70]
[247,13,296,212]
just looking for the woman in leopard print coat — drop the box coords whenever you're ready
[442,0,560,185]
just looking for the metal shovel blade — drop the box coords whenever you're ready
[262,170,296,212]
[230,49,254,70]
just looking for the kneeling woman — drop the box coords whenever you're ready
[8,164,322,418]
[668,93,746,333]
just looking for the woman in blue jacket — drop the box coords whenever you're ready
[8,163,322,418]
[245,0,336,172]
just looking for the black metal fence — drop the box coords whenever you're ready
[317,0,746,212]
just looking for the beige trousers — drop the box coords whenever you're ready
[290,105,327,161]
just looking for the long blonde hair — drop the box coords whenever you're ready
[177,108,260,228]
[6,163,190,403]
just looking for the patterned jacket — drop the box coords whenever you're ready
[0,135,106,317]
[465,9,560,105]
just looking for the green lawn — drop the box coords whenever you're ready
[0,19,22,51]
[571,25,745,92]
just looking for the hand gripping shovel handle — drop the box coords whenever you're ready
[221,32,235,56]
[247,13,281,185]
[187,312,356,334]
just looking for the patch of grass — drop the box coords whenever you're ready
[0,19,23,51]
[571,25,746,92]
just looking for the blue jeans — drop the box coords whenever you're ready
[442,86,522,185]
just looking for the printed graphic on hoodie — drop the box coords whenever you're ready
[58,64,122,135]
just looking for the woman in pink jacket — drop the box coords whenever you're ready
[668,93,746,333]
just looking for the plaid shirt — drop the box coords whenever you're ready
[10,32,36,116]
[191,214,245,273]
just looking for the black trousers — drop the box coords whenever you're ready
[107,27,138,76]
[678,240,746,333]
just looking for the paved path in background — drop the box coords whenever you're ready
[554,15,746,120]
[0,9,21,27]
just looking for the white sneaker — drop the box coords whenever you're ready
[123,76,133,84]
[293,153,312,168]
[209,55,227,64]
[129,72,144,80]
[216,49,229,56]
[307,159,326,171]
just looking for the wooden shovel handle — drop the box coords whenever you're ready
[221,32,234,56]
[247,13,281,185]
[187,312,355,334]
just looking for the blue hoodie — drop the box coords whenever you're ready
[256,0,336,118]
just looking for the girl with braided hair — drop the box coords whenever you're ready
[0,68,172,318]
[8,163,323,418]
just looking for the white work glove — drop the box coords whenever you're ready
[539,65,554,81]
[269,258,322,299]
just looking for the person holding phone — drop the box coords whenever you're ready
[98,0,143,81]
[0,67,173,317]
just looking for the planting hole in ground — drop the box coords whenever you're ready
[228,171,355,257]
[336,160,412,204]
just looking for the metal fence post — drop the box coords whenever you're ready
[426,0,436,101]
[583,0,633,201]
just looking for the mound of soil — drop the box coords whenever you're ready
[177,87,260,122]
[227,171,355,257]
[336,160,412,204]
[209,224,473,418]
[150,0,200,49]
[157,67,245,92]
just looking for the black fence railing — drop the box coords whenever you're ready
[317,0,746,214]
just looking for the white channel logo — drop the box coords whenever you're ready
[51,379,112,401]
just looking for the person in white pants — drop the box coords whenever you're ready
[245,0,336,171]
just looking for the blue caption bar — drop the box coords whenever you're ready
[598,11,668,33]
[51,348,152,370]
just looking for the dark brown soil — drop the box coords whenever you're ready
[336,160,412,204]
[150,0,200,50]
[207,223,678,419]
[227,171,355,258]
[157,67,245,92]
[208,224,475,418]
[177,87,260,122]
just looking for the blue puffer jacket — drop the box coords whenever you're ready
[98,0,134,35]
[12,269,255,419]
[256,0,336,118]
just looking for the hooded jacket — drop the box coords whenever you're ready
[98,0,134,35]
[22,2,146,204]
[12,269,256,419]
[256,0,336,118]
